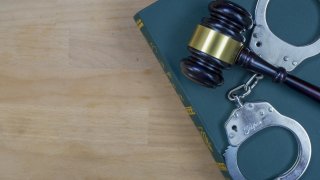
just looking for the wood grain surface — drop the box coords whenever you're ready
[0,0,224,179]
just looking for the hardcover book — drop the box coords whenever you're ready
[134,0,320,179]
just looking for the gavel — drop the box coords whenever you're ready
[180,0,320,102]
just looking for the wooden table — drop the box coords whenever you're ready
[0,0,224,179]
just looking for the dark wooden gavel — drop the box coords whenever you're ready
[180,0,320,102]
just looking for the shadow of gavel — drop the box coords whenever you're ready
[180,0,320,102]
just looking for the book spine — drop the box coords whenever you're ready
[134,14,231,180]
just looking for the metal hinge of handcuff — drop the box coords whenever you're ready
[223,74,312,180]
[249,0,320,71]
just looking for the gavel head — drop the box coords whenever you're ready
[180,1,253,88]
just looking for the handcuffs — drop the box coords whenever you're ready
[223,0,318,178]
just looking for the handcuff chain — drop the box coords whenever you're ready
[228,74,264,106]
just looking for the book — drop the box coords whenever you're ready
[134,0,320,179]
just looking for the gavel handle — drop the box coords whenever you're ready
[285,74,320,102]
[237,48,320,102]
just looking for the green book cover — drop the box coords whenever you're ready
[134,0,320,179]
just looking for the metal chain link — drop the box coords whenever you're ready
[228,74,264,106]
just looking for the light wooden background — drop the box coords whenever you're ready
[0,0,224,179]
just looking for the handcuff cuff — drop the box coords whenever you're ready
[223,74,312,180]
[249,0,320,71]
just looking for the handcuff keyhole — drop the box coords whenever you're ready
[232,125,238,132]
[256,41,262,47]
